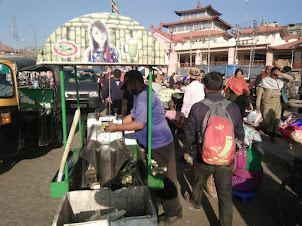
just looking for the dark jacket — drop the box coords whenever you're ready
[169,76,175,88]
[254,74,262,88]
[184,92,245,157]
[102,78,124,101]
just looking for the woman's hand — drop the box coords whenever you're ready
[255,106,260,111]
[104,122,117,132]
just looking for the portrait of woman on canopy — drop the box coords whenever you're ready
[83,19,121,63]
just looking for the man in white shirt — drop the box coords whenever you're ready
[181,68,205,118]
[180,67,205,164]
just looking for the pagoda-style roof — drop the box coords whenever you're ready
[174,29,233,40]
[151,25,233,43]
[161,15,233,30]
[150,25,187,43]
[174,5,222,16]
[240,26,289,36]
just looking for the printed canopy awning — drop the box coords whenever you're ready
[37,13,168,66]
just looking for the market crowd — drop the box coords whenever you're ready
[103,65,300,225]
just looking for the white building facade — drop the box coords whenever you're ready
[151,1,302,75]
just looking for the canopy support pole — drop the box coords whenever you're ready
[59,65,68,182]
[74,66,83,148]
[148,66,152,185]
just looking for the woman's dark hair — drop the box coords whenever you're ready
[271,67,280,73]
[203,72,223,91]
[122,70,144,94]
[235,68,243,76]
[124,78,144,95]
[89,19,111,62]
[283,66,291,72]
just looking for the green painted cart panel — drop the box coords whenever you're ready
[50,148,81,198]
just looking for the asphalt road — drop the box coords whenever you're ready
[0,112,294,226]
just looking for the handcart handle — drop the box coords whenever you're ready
[57,109,81,182]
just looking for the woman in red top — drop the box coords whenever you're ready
[224,68,250,117]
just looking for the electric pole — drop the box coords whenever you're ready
[233,25,242,76]
[12,16,18,54]
[207,23,211,73]
[190,25,193,67]
[245,0,248,28]
[248,20,258,79]
[32,24,37,54]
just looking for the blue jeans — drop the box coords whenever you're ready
[191,159,234,226]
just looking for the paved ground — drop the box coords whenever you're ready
[0,111,295,226]
[159,134,292,226]
[0,145,63,225]
[0,111,84,226]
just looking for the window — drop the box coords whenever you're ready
[187,25,194,31]
[191,13,198,19]
[182,14,189,20]
[194,23,201,30]
[199,12,205,17]
[178,26,184,32]
[202,22,209,29]
[168,27,173,33]
[0,64,14,98]
[64,70,96,84]
[78,72,96,84]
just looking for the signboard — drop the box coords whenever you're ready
[37,13,168,66]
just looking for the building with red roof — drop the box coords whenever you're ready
[0,43,38,58]
[152,1,302,76]
[151,0,235,74]
[0,43,15,54]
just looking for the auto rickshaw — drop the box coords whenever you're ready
[0,57,62,159]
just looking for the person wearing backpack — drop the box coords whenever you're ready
[184,72,244,226]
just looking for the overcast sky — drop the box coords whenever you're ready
[0,0,301,48]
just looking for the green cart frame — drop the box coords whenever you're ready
[36,12,169,198]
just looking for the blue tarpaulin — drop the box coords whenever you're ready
[178,64,265,79]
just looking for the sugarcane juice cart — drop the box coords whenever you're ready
[37,12,169,225]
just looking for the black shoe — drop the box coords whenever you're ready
[184,191,201,209]
[188,199,202,209]
[158,214,182,225]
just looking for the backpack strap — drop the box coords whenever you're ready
[198,99,217,143]
[201,98,214,108]
[220,99,232,109]
[220,99,244,150]
[220,100,235,135]
[199,99,214,141]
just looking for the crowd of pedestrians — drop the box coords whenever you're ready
[100,65,299,225]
